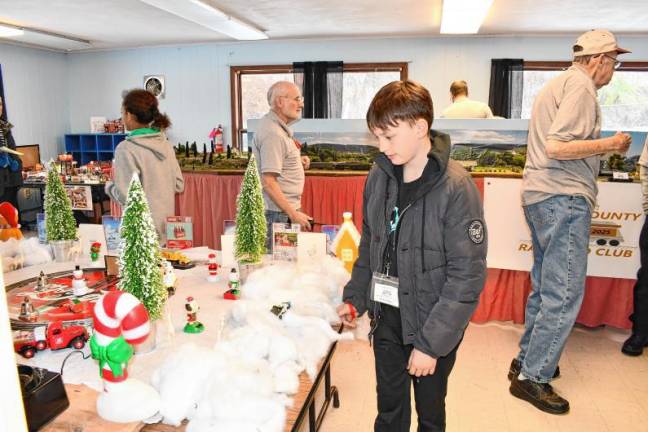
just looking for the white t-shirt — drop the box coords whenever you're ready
[441,97,494,119]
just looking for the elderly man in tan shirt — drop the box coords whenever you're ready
[510,30,632,415]
[252,81,312,251]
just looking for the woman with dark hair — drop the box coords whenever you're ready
[105,89,184,244]
[0,95,23,210]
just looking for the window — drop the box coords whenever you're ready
[522,61,648,131]
[230,63,408,148]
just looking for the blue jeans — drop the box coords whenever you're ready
[516,195,591,383]
[265,210,290,252]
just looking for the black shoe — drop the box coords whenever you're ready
[510,375,570,414]
[621,333,648,356]
[508,358,560,381]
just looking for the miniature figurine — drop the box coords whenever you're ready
[90,242,101,262]
[72,265,89,296]
[19,296,38,322]
[270,302,291,320]
[207,253,220,282]
[183,296,205,333]
[162,260,177,296]
[35,271,48,291]
[223,268,240,300]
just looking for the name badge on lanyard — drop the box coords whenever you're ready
[371,272,399,308]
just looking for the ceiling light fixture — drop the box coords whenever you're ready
[0,21,91,51]
[440,0,494,34]
[0,23,24,38]
[139,0,268,41]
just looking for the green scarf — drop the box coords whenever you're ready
[90,335,133,378]
[128,127,159,137]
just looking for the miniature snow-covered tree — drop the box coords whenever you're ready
[118,174,166,320]
[234,154,267,263]
[45,163,77,241]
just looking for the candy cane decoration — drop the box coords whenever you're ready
[91,290,150,384]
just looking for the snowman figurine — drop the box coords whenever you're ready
[223,268,240,300]
[72,265,90,297]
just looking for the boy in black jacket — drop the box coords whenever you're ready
[337,80,487,432]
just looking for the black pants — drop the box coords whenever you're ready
[0,185,19,212]
[631,216,648,335]
[373,305,459,432]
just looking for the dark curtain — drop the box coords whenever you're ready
[0,64,6,121]
[293,61,343,118]
[488,59,524,119]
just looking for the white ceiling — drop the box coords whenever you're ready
[0,0,647,52]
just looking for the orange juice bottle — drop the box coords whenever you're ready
[333,212,361,273]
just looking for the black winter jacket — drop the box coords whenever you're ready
[342,130,487,358]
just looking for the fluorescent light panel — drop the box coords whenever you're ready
[0,23,24,38]
[0,21,91,51]
[440,0,494,34]
[139,0,268,41]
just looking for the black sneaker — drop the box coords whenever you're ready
[621,333,648,356]
[508,358,560,381]
[510,375,570,414]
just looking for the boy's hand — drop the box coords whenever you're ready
[336,303,358,328]
[408,348,437,377]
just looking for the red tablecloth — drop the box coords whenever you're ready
[112,172,634,329]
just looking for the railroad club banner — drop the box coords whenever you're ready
[484,178,642,279]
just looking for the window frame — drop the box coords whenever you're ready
[230,62,408,148]
[521,60,648,120]
[524,61,648,72]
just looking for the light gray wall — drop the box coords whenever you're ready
[3,34,648,158]
[0,43,69,162]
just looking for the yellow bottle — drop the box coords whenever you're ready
[333,212,361,273]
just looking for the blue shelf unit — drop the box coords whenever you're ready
[64,133,127,165]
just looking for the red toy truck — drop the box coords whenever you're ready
[14,321,89,358]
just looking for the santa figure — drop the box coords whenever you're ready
[206,253,219,282]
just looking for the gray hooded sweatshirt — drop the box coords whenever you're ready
[105,132,184,243]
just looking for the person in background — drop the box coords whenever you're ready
[337,80,487,432]
[440,80,494,119]
[510,29,632,414]
[623,134,648,356]
[252,81,311,251]
[0,95,23,210]
[105,89,184,244]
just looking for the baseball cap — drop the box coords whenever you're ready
[573,29,631,56]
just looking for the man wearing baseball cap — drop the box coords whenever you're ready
[509,30,632,414]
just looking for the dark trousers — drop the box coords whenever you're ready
[631,216,648,335]
[0,185,20,212]
[373,306,459,432]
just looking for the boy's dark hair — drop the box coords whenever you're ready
[366,80,434,132]
[122,89,171,130]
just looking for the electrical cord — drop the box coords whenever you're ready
[60,350,92,377]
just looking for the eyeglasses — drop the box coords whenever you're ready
[280,95,304,103]
[602,54,622,70]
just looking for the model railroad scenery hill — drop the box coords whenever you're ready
[451,143,528,174]
[173,141,380,172]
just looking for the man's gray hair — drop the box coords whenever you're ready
[573,54,595,65]
[267,81,293,108]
